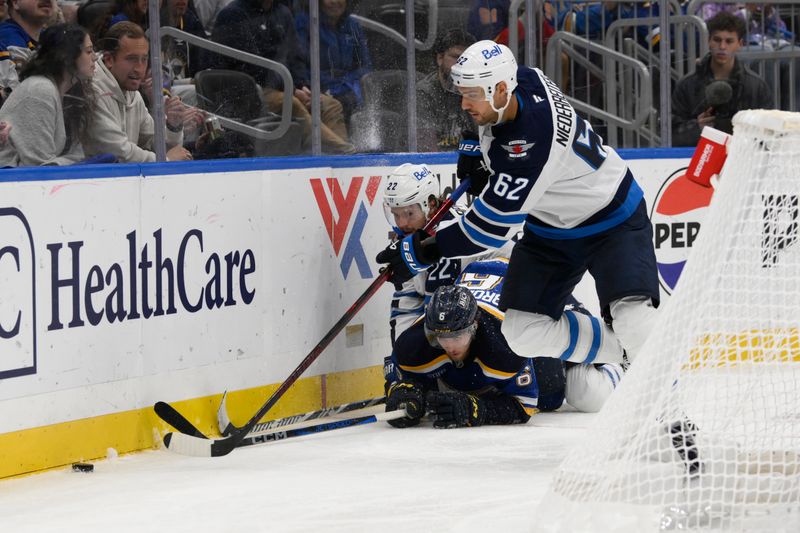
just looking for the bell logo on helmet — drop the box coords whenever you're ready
[412,166,432,181]
[481,44,502,60]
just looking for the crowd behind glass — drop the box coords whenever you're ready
[0,0,795,166]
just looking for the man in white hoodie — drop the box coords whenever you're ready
[84,21,192,162]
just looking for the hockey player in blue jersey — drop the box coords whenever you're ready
[381,162,513,343]
[377,41,659,368]
[384,259,625,428]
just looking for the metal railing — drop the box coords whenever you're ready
[545,31,652,137]
[156,27,294,141]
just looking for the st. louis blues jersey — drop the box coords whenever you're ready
[386,258,563,415]
[436,66,643,258]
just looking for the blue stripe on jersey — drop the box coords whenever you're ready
[600,364,620,388]
[559,311,579,360]
[391,306,423,318]
[393,290,420,298]
[462,217,509,248]
[584,316,602,364]
[436,220,488,257]
[465,210,509,239]
[473,198,528,225]
[525,179,643,240]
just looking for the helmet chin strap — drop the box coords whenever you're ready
[488,90,513,126]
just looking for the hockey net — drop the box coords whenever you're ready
[538,110,800,533]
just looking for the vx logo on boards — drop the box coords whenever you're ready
[0,208,37,379]
[310,176,382,280]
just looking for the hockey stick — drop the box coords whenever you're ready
[155,395,386,438]
[154,401,207,438]
[217,391,386,436]
[162,177,472,457]
[168,408,407,456]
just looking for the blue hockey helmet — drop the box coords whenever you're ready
[424,285,479,346]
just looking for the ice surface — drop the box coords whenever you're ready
[0,411,593,533]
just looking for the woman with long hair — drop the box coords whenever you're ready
[0,23,97,166]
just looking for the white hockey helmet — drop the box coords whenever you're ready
[450,40,518,123]
[382,163,440,234]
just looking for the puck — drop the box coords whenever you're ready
[71,462,94,473]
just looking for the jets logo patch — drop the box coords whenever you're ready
[502,140,534,159]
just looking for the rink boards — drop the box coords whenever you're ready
[0,149,693,478]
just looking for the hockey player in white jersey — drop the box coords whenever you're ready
[376,41,659,367]
[381,162,513,343]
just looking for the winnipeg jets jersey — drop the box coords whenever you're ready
[436,66,643,258]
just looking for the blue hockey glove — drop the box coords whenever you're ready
[457,130,491,196]
[426,391,486,428]
[375,230,441,286]
[386,380,426,428]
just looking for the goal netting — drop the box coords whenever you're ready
[538,110,800,532]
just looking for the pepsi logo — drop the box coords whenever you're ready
[650,168,715,294]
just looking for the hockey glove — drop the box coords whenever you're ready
[427,391,531,428]
[375,230,441,286]
[386,380,426,428]
[426,391,486,428]
[457,130,491,196]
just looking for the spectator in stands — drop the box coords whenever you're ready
[416,28,476,152]
[737,3,793,47]
[700,2,740,22]
[89,0,150,47]
[295,0,371,123]
[0,0,7,22]
[468,0,509,41]
[109,0,148,27]
[0,0,52,93]
[192,0,230,35]
[211,0,354,154]
[736,3,797,110]
[0,23,96,166]
[672,11,772,146]
[84,21,193,161]
[161,0,206,80]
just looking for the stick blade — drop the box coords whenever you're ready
[216,391,241,436]
[154,401,206,438]
[163,431,213,457]
[163,430,238,458]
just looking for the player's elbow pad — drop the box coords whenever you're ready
[483,395,532,425]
